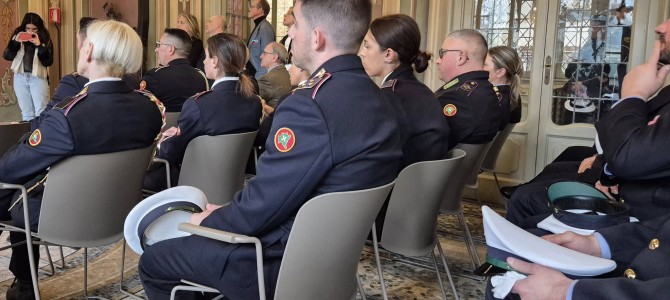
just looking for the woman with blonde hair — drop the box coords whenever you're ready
[176,13,204,68]
[483,45,524,130]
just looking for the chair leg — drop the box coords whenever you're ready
[430,249,449,300]
[371,222,389,300]
[58,246,66,269]
[492,172,501,191]
[22,191,42,300]
[473,187,482,206]
[119,242,145,299]
[436,241,460,300]
[44,245,55,276]
[356,274,367,300]
[457,212,481,268]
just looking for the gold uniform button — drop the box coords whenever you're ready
[649,238,660,250]
[624,268,636,279]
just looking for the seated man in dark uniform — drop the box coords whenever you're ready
[0,20,164,300]
[138,0,402,298]
[142,28,209,112]
[505,17,670,229]
[434,29,501,149]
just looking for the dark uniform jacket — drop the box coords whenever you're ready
[158,79,262,166]
[142,58,209,112]
[595,86,670,220]
[258,66,292,108]
[382,65,449,169]
[435,70,501,149]
[574,214,670,298]
[494,84,522,131]
[0,79,163,211]
[148,55,402,299]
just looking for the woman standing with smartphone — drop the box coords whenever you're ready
[3,12,54,121]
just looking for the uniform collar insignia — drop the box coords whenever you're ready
[443,78,459,90]
[295,68,331,99]
[381,79,398,91]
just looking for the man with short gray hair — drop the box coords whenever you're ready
[434,29,502,149]
[258,42,291,107]
[142,28,209,112]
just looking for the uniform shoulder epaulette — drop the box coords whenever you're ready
[294,68,331,99]
[192,90,212,100]
[380,79,398,92]
[54,86,89,115]
[493,86,502,104]
[458,80,479,96]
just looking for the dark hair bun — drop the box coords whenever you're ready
[413,51,432,73]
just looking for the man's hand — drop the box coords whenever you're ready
[621,40,670,100]
[261,99,274,116]
[595,180,619,200]
[508,258,573,300]
[542,231,602,257]
[159,126,180,144]
[190,210,213,225]
[577,155,597,173]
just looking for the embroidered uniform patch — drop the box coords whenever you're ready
[274,127,296,152]
[29,129,42,147]
[459,81,478,96]
[443,104,457,117]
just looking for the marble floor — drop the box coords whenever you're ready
[0,200,499,299]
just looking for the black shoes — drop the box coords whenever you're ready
[500,185,520,199]
[6,278,35,300]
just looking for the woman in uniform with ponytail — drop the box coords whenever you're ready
[484,45,524,130]
[144,33,262,192]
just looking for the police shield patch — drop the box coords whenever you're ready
[29,129,42,147]
[274,127,296,152]
[443,104,457,117]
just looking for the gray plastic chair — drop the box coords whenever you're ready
[170,181,395,300]
[0,122,30,156]
[0,145,154,299]
[480,124,516,190]
[156,131,257,205]
[440,142,494,268]
[463,139,497,204]
[164,112,180,130]
[372,149,466,300]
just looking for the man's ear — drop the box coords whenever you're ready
[312,28,326,52]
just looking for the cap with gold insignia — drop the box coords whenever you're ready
[123,186,208,254]
[473,206,617,277]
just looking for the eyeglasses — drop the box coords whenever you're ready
[438,48,462,59]
[155,41,177,49]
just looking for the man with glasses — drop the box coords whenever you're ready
[435,29,502,149]
[141,28,208,112]
[258,42,291,108]
[246,0,275,79]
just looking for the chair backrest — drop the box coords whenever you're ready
[0,122,30,156]
[463,140,496,188]
[440,142,492,214]
[381,149,466,257]
[481,123,516,172]
[178,132,257,205]
[38,145,154,247]
[274,181,395,300]
[164,112,180,130]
